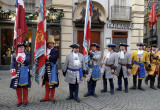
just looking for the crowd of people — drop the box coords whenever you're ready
[10,35,160,107]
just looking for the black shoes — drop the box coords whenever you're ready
[92,94,98,98]
[23,103,28,107]
[17,103,22,107]
[40,99,49,102]
[125,89,128,93]
[75,98,80,103]
[130,86,136,90]
[101,89,107,93]
[66,96,73,100]
[116,88,122,91]
[17,103,28,107]
[138,87,145,91]
[150,86,157,90]
[110,91,114,95]
[84,93,91,97]
[52,100,56,104]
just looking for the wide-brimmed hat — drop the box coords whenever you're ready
[17,42,27,47]
[47,35,55,43]
[107,44,116,47]
[70,44,81,48]
[137,43,145,46]
[119,43,129,47]
[91,43,100,48]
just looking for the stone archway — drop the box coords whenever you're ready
[73,1,107,27]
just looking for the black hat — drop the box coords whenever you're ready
[107,44,116,47]
[91,43,100,48]
[152,44,157,47]
[17,42,27,47]
[137,43,145,46]
[70,44,81,48]
[119,43,129,47]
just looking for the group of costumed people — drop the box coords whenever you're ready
[10,35,160,107]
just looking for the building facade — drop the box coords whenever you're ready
[0,0,145,70]
[144,0,160,47]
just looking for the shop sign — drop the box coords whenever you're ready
[0,13,11,21]
[107,23,132,30]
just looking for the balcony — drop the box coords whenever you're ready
[111,5,131,21]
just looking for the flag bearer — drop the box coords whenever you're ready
[40,35,59,103]
[84,43,101,98]
[10,43,31,107]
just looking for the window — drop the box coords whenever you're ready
[112,30,128,52]
[24,0,35,13]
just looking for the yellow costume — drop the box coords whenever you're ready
[148,52,160,76]
[131,50,150,76]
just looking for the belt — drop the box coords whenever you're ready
[118,63,127,67]
[105,64,113,68]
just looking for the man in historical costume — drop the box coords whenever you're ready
[40,35,59,103]
[84,43,101,98]
[62,44,86,103]
[101,44,118,95]
[157,49,160,89]
[116,43,132,93]
[130,43,151,91]
[145,44,160,90]
[10,43,31,107]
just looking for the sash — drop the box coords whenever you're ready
[18,66,29,86]
[68,67,83,82]
[134,61,145,78]
[89,65,101,80]
[49,61,58,86]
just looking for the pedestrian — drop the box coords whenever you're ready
[10,43,31,107]
[101,44,118,95]
[40,35,59,104]
[116,43,132,93]
[62,44,86,103]
[84,43,101,98]
[130,43,151,91]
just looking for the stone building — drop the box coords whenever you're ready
[144,0,160,47]
[0,0,145,69]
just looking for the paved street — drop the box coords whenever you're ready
[0,70,160,110]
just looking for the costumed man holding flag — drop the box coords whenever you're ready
[63,44,86,103]
[10,0,29,107]
[130,43,151,91]
[145,44,160,90]
[84,43,101,98]
[101,44,118,95]
[116,43,132,93]
[40,35,59,103]
[10,43,31,107]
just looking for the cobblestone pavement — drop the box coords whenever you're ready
[0,70,160,110]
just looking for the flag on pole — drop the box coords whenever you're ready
[149,1,158,30]
[32,0,47,84]
[13,0,27,47]
[83,0,93,69]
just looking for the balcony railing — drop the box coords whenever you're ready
[111,5,131,21]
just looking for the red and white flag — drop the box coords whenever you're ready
[32,0,47,83]
[83,0,93,68]
[13,0,27,47]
